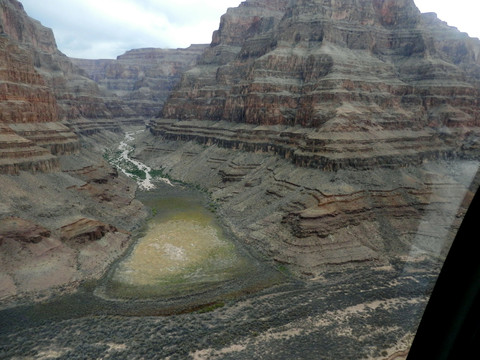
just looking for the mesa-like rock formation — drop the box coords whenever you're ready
[145,0,480,275]
[152,0,480,169]
[72,45,208,119]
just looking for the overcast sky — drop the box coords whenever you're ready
[20,0,480,60]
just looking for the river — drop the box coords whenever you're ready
[0,131,434,359]
[97,130,280,302]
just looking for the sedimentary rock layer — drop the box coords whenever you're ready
[0,1,150,303]
[152,0,480,170]
[1,0,142,137]
[0,131,148,304]
[137,134,478,276]
[152,118,467,170]
[0,15,78,174]
[147,0,480,274]
[72,45,208,118]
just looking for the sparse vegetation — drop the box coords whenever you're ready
[197,302,225,313]
[103,148,147,181]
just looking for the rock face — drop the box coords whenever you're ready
[152,0,480,170]
[0,1,79,175]
[0,132,148,305]
[146,0,480,275]
[0,0,142,138]
[71,45,208,119]
[0,0,149,304]
[137,133,478,276]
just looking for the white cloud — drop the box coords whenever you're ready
[20,0,241,59]
[414,0,480,39]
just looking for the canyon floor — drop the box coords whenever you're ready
[0,257,437,360]
[0,127,465,359]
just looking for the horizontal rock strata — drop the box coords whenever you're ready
[137,135,478,276]
[147,0,480,274]
[72,45,208,119]
[152,0,480,170]
[0,1,149,305]
[0,132,148,305]
[1,0,144,137]
[59,218,118,243]
[0,30,79,174]
[151,118,478,170]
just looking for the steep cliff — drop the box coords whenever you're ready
[0,1,78,174]
[145,0,480,275]
[0,0,147,304]
[71,45,208,119]
[152,0,480,169]
[0,0,141,136]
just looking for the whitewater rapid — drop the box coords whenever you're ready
[116,130,173,190]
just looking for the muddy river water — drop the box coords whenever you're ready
[97,186,278,303]
[0,131,440,358]
[96,131,281,304]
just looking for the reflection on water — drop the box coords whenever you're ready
[103,195,252,299]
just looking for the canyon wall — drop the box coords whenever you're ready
[0,0,147,305]
[0,1,78,174]
[145,0,480,275]
[71,45,208,119]
[152,0,480,170]
[0,0,144,138]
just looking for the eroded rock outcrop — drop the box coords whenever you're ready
[72,45,208,119]
[0,7,79,174]
[146,0,480,275]
[0,1,148,305]
[0,132,147,305]
[1,0,142,137]
[137,133,478,276]
[152,0,480,169]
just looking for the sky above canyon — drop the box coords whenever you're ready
[20,0,480,59]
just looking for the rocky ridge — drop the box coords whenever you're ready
[152,0,480,170]
[145,0,480,275]
[71,45,208,119]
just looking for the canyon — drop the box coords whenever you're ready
[71,45,208,119]
[1,0,480,359]
[145,0,480,275]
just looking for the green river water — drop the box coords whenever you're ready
[100,188,266,301]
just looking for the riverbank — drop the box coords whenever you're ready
[0,258,436,359]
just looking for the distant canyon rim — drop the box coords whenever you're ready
[1,0,480,359]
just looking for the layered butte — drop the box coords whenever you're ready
[72,45,208,119]
[151,0,480,170]
[0,0,148,138]
[145,0,480,274]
